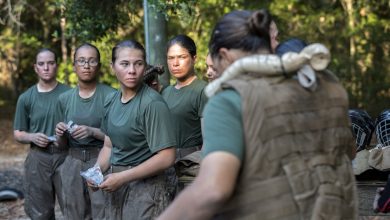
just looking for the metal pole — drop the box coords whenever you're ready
[143,1,169,86]
[143,0,150,63]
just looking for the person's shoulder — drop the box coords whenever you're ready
[104,90,120,107]
[207,89,241,112]
[56,82,71,92]
[191,78,207,90]
[141,85,165,103]
[18,85,37,100]
[213,89,241,103]
[58,86,77,100]
[22,85,37,95]
[97,83,116,93]
[161,85,174,95]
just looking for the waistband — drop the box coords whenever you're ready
[176,145,202,160]
[31,143,68,154]
[69,147,101,162]
[110,165,134,173]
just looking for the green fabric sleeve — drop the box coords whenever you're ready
[202,89,244,161]
[13,92,29,131]
[144,101,177,153]
[198,88,208,118]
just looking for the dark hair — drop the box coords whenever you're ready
[275,38,308,56]
[73,43,101,63]
[36,48,57,63]
[209,9,272,58]
[166,34,197,57]
[111,40,146,63]
[144,64,164,85]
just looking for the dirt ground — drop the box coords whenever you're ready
[0,107,63,219]
[0,106,28,219]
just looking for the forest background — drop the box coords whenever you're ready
[0,0,390,118]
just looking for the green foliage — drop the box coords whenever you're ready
[148,0,198,22]
[63,0,117,41]
[1,0,389,117]
[57,61,75,86]
[93,33,122,89]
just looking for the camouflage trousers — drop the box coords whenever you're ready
[105,166,176,220]
[24,148,67,220]
[60,155,106,220]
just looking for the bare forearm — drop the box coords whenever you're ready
[96,145,112,172]
[158,182,224,220]
[14,130,33,144]
[158,152,241,220]
[121,147,175,183]
[90,127,105,141]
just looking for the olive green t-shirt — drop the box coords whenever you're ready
[202,89,244,161]
[14,83,70,136]
[56,83,115,148]
[162,78,208,149]
[102,84,176,166]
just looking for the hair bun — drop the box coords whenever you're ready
[248,9,271,37]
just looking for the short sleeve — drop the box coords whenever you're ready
[144,101,177,153]
[54,93,66,125]
[100,92,116,134]
[202,89,244,161]
[13,94,29,131]
[197,89,208,118]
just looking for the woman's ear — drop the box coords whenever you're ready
[218,48,230,62]
[33,64,38,74]
[218,47,238,66]
[110,62,115,75]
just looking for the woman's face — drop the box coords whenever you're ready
[112,47,146,90]
[73,47,100,83]
[211,48,243,77]
[34,51,57,82]
[205,54,220,82]
[167,44,196,81]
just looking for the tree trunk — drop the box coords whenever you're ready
[341,0,359,101]
[60,3,69,84]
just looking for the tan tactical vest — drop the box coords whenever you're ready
[214,71,358,220]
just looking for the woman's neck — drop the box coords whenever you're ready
[37,79,58,92]
[121,86,139,103]
[175,74,197,89]
[78,81,97,99]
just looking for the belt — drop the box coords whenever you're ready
[176,145,202,160]
[69,147,101,162]
[110,165,134,173]
[31,143,68,154]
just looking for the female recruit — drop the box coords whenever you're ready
[94,40,176,219]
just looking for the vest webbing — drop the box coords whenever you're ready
[215,71,358,220]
